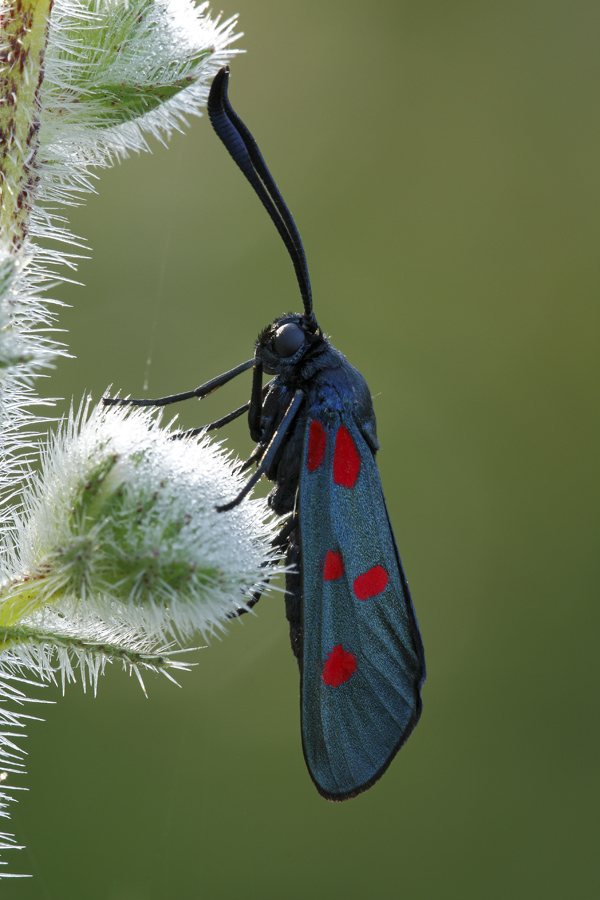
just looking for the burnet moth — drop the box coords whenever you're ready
[105,67,425,800]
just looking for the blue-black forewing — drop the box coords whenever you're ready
[299,414,425,800]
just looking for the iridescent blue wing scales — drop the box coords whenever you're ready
[299,414,425,800]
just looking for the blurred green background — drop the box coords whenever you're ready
[9,0,599,897]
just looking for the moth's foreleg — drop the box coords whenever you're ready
[217,389,304,512]
[240,445,262,471]
[173,380,274,441]
[103,359,254,408]
[248,360,264,442]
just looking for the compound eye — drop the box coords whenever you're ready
[273,322,304,357]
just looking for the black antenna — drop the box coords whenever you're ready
[208,67,314,320]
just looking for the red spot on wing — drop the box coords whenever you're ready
[323,550,344,581]
[353,565,389,600]
[322,644,357,687]
[307,420,327,471]
[333,426,360,487]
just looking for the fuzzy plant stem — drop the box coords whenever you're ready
[0,0,52,248]
[0,0,281,875]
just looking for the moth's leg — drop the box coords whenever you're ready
[173,381,274,440]
[247,360,264,442]
[240,445,262,471]
[217,389,304,512]
[172,401,250,440]
[103,359,254,408]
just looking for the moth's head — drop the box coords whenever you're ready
[256,313,324,374]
